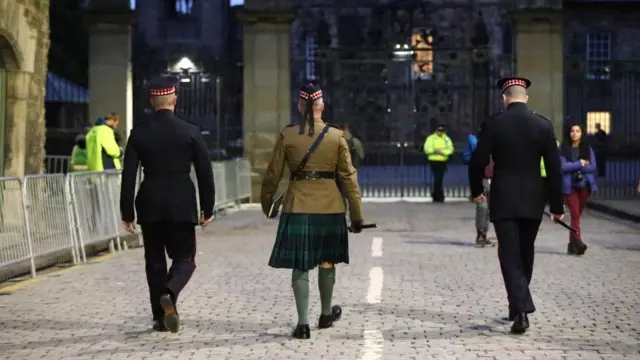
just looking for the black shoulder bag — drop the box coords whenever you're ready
[267,125,330,219]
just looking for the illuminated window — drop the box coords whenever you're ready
[586,33,611,80]
[586,111,611,134]
[411,30,434,80]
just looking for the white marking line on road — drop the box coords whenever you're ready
[362,266,384,360]
[371,237,383,258]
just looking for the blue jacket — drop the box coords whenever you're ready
[560,146,598,195]
[463,134,478,165]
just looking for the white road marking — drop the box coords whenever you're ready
[362,266,384,359]
[371,237,383,258]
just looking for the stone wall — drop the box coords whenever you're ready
[0,0,50,176]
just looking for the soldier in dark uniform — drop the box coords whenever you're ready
[469,76,564,334]
[261,82,365,340]
[120,76,215,333]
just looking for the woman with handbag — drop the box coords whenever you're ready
[260,82,365,339]
[560,124,598,255]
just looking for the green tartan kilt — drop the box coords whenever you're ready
[268,213,349,271]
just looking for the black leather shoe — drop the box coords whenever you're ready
[510,313,528,334]
[567,242,579,255]
[160,294,180,333]
[576,240,588,255]
[152,320,168,332]
[292,324,311,339]
[318,305,342,329]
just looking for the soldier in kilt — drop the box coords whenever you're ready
[261,82,365,340]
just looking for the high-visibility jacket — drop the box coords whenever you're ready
[540,140,560,178]
[423,133,454,162]
[86,124,121,171]
[69,145,89,172]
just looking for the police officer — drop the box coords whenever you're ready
[120,76,215,333]
[261,82,364,340]
[423,124,454,202]
[469,76,564,334]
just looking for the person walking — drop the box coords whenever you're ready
[469,76,564,335]
[560,124,598,256]
[464,128,495,247]
[423,124,454,203]
[261,82,364,340]
[68,127,91,172]
[341,123,364,168]
[120,76,215,333]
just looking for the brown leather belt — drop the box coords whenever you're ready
[290,171,335,181]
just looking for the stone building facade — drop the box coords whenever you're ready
[0,0,50,177]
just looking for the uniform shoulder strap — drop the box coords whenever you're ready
[326,123,342,131]
[292,125,330,175]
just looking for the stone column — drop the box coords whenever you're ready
[511,6,564,137]
[239,8,294,195]
[86,8,135,141]
[3,71,30,177]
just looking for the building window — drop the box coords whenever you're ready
[305,34,317,80]
[586,111,611,134]
[586,32,611,80]
[411,29,434,80]
[168,0,194,17]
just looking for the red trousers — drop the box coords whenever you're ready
[564,187,590,242]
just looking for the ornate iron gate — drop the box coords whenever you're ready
[291,1,513,198]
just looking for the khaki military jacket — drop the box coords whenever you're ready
[260,119,364,221]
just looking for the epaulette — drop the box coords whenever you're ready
[326,123,342,130]
[532,111,552,122]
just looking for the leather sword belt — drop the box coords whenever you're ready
[290,171,336,181]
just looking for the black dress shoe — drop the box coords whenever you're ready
[576,240,588,255]
[318,305,342,329]
[152,320,168,332]
[567,242,578,255]
[292,324,311,339]
[510,313,528,334]
[160,294,180,333]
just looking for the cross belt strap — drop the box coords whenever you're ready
[290,125,330,177]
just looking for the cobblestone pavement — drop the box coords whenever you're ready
[1,203,639,360]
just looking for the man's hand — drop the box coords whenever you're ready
[580,159,590,166]
[473,194,486,203]
[122,220,135,234]
[349,220,363,234]
[434,149,443,155]
[200,216,214,227]
[550,213,565,222]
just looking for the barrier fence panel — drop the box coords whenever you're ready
[0,177,33,276]
[22,174,79,266]
[45,155,71,174]
[1,159,253,280]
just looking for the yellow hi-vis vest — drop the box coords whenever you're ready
[423,133,454,162]
[541,140,560,178]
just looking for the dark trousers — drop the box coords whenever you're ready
[493,218,541,314]
[141,221,197,321]
[429,161,447,202]
[595,152,606,177]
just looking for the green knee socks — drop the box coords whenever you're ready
[318,267,336,316]
[291,267,337,325]
[292,269,309,325]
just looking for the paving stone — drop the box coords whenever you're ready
[0,203,639,359]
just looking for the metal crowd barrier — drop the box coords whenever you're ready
[0,158,252,280]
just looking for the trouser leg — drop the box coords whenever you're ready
[429,162,446,202]
[565,191,582,242]
[518,219,541,288]
[494,219,535,314]
[164,223,197,304]
[141,223,168,321]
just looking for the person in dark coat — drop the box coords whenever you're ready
[469,76,565,335]
[261,82,364,340]
[120,76,215,333]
